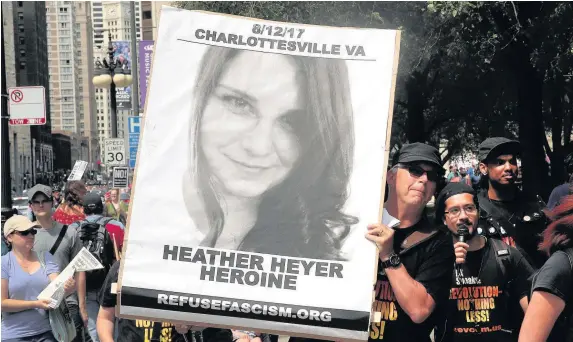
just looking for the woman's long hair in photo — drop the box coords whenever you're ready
[183,46,357,260]
[539,195,573,256]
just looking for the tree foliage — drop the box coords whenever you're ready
[175,1,573,198]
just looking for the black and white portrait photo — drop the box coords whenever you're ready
[181,46,358,260]
[120,8,399,341]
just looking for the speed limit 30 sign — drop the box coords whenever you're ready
[104,138,126,166]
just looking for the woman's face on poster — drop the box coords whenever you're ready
[200,51,303,198]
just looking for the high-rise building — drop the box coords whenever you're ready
[46,1,82,134]
[74,1,99,167]
[151,1,172,40]
[11,0,53,186]
[91,1,141,163]
[3,1,33,192]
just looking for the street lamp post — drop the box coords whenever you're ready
[92,32,133,139]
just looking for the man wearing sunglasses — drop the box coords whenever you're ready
[366,143,454,342]
[29,184,93,342]
[434,182,533,342]
[476,138,548,270]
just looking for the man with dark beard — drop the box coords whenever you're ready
[435,182,534,342]
[476,138,548,270]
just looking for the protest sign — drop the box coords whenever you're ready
[38,248,103,308]
[68,160,88,181]
[119,7,400,341]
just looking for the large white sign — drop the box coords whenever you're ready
[68,160,88,181]
[119,7,400,341]
[8,86,46,125]
[104,139,126,166]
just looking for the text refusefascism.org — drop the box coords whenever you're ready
[157,294,332,322]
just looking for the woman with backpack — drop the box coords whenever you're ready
[1,215,75,342]
[519,195,573,342]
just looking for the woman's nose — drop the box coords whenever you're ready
[241,121,274,157]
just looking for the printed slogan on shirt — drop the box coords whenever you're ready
[450,269,504,334]
[135,320,177,342]
[369,280,398,339]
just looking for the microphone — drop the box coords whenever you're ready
[457,224,470,243]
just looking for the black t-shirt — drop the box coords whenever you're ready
[530,249,573,342]
[368,217,455,342]
[442,238,534,342]
[99,262,196,342]
[477,190,547,269]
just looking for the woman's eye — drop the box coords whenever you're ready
[220,95,255,116]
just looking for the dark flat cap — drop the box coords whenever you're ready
[393,142,442,168]
[83,192,103,210]
[478,137,520,162]
[435,182,476,223]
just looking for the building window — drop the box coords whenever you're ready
[18,12,24,20]
[143,10,152,19]
[19,49,25,57]
[61,22,67,28]
[20,62,26,70]
[19,36,25,45]
[18,1,23,7]
[18,24,24,33]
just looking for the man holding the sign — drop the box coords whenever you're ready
[365,143,454,341]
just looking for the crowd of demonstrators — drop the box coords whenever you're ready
[2,138,573,342]
[434,182,534,342]
[2,215,75,342]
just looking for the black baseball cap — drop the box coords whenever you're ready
[393,142,442,169]
[83,192,103,210]
[478,137,520,162]
[435,182,477,223]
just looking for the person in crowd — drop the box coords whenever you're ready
[476,137,548,269]
[361,143,454,341]
[519,195,573,342]
[547,153,573,209]
[104,188,128,225]
[53,181,87,225]
[69,192,124,342]
[448,166,460,182]
[434,182,534,342]
[450,167,472,186]
[52,188,62,207]
[97,261,206,342]
[29,184,92,342]
[1,215,76,342]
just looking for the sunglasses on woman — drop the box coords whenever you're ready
[15,229,37,236]
[400,164,441,182]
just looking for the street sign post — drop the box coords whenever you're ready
[8,86,46,125]
[128,116,141,169]
[104,138,126,166]
[112,166,129,188]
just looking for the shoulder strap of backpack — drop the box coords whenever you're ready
[400,228,440,254]
[489,238,512,281]
[50,225,68,255]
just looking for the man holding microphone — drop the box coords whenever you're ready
[434,182,533,342]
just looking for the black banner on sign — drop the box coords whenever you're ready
[113,167,129,188]
[120,286,369,331]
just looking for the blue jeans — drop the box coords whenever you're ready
[3,331,57,342]
[86,291,100,342]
